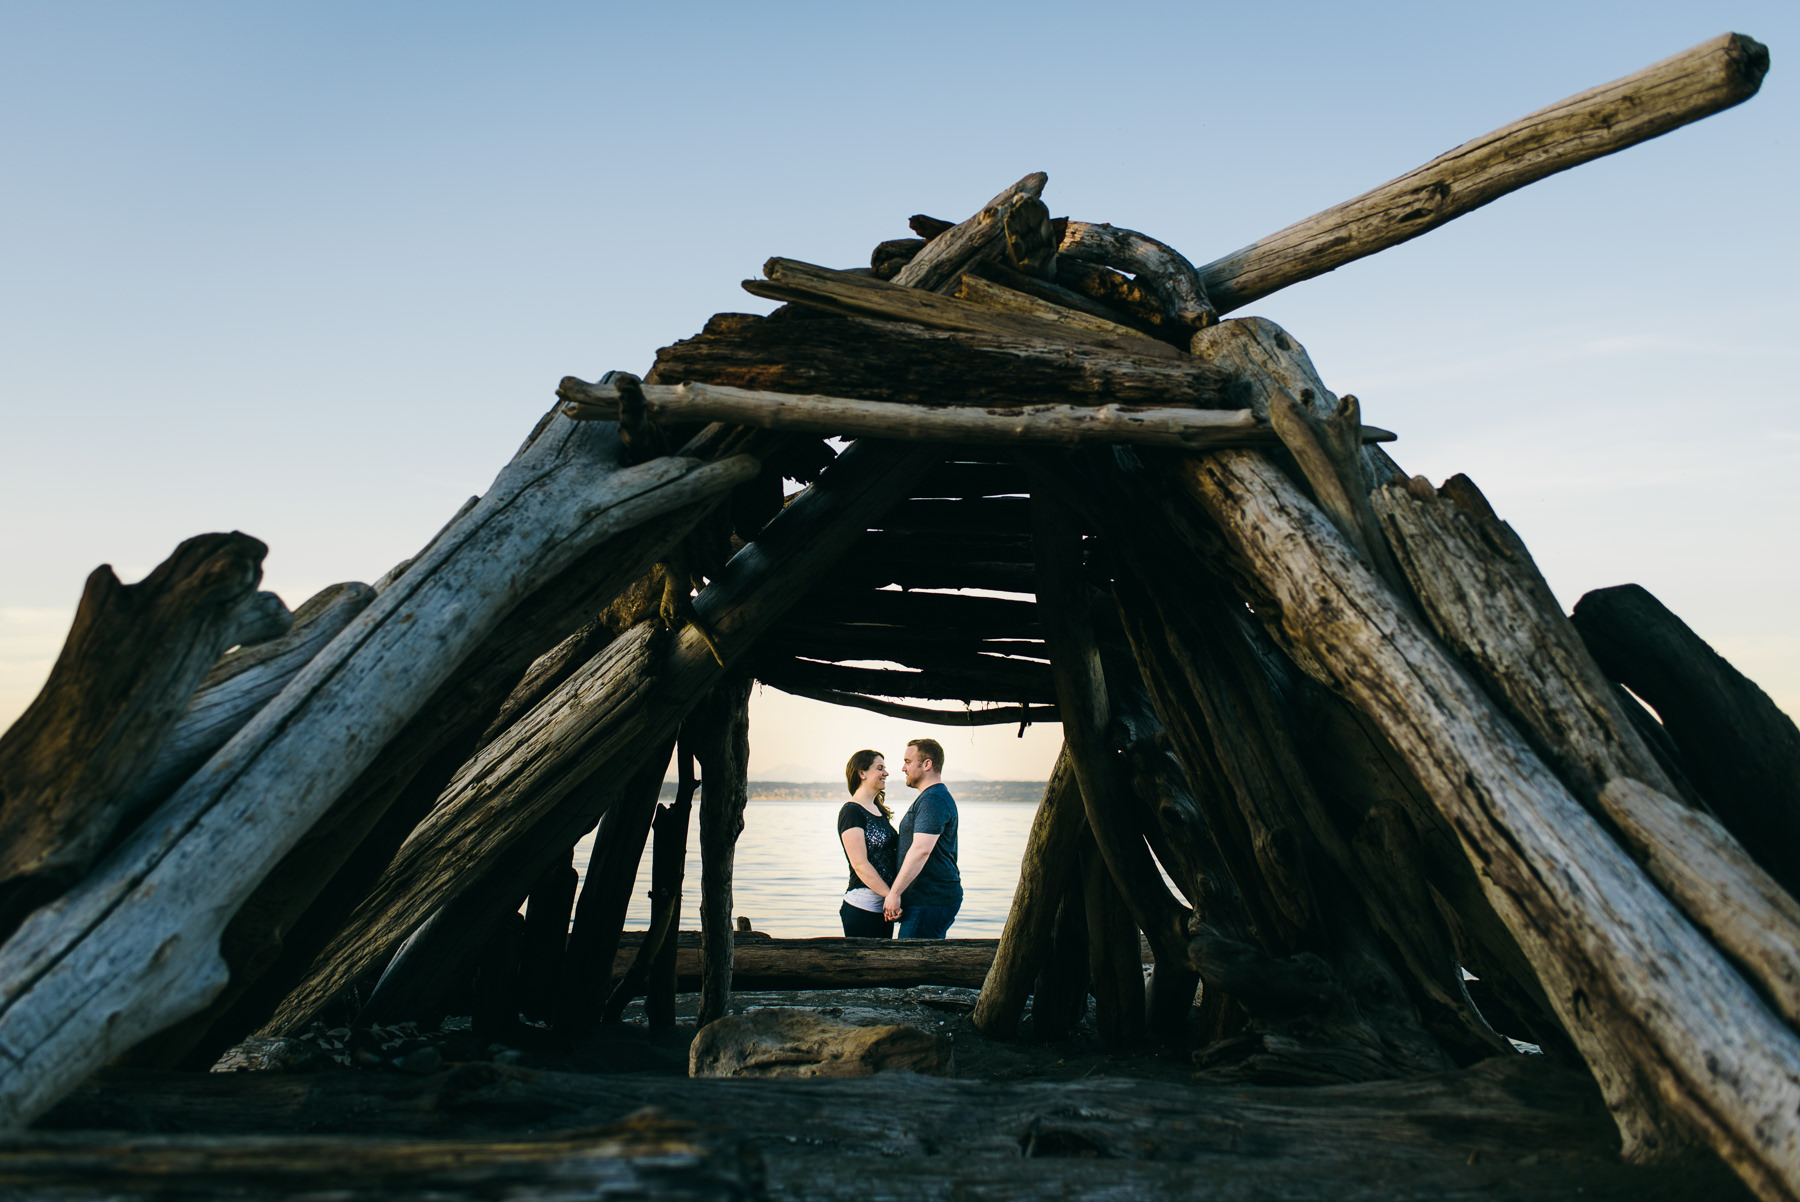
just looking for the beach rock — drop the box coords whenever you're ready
[689,1007,953,1079]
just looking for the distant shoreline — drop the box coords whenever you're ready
[660,780,1048,802]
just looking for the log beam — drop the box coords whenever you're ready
[1196,33,1770,314]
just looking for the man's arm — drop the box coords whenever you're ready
[883,833,938,920]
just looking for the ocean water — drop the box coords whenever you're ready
[571,781,1047,938]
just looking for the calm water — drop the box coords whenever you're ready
[572,782,1046,938]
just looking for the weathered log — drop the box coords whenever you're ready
[955,263,1156,341]
[557,736,675,1033]
[0,412,757,1131]
[563,374,1294,450]
[766,614,1042,661]
[648,311,1235,410]
[869,236,924,279]
[123,486,735,1070]
[747,257,1177,355]
[1058,220,1217,331]
[756,658,1057,706]
[1184,324,1800,1196]
[972,747,1083,1035]
[21,1058,1758,1201]
[1600,777,1800,1029]
[784,587,1039,636]
[1081,831,1148,1046]
[759,682,1056,729]
[1571,583,1800,897]
[265,438,936,1038]
[604,936,1000,991]
[911,458,1032,498]
[1269,390,1405,593]
[691,677,752,1027]
[0,533,288,942]
[117,583,376,828]
[517,852,577,1022]
[647,791,692,1029]
[1197,33,1770,314]
[890,171,1047,291]
[0,1115,744,1201]
[1028,486,1193,1009]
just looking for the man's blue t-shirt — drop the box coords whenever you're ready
[897,783,961,906]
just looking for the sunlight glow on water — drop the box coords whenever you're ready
[573,784,1045,939]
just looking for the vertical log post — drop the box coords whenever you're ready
[1082,834,1147,1047]
[692,676,753,1028]
[972,746,1085,1036]
[1031,891,1091,1039]
[556,738,676,1034]
[516,850,577,1023]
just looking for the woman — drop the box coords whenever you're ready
[837,749,899,938]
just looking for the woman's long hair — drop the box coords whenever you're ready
[845,748,891,819]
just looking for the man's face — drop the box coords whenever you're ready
[902,745,924,788]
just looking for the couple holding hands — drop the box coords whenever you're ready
[835,738,961,939]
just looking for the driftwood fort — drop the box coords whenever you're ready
[0,31,1791,1202]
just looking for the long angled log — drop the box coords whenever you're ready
[890,171,1047,291]
[1180,398,1800,1194]
[0,414,757,1131]
[115,583,376,828]
[972,746,1085,1035]
[747,257,1178,355]
[962,258,1167,340]
[0,533,289,942]
[1571,583,1800,897]
[562,376,1304,450]
[759,682,1056,728]
[1196,33,1769,315]
[648,311,1236,409]
[693,676,753,1027]
[1028,487,1193,999]
[266,438,937,1036]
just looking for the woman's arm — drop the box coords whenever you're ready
[839,827,891,895]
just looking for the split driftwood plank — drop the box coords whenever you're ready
[1196,33,1769,315]
[562,376,1296,450]
[1185,321,1800,1200]
[951,271,1149,340]
[114,582,376,834]
[265,438,936,1037]
[890,171,1047,291]
[1571,583,1800,897]
[0,412,758,1132]
[747,258,1178,355]
[756,658,1057,706]
[648,312,1235,409]
[0,532,289,943]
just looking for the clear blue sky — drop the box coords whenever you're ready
[2,2,1793,780]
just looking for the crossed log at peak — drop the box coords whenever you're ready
[1,29,1796,1202]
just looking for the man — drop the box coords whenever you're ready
[883,737,962,938]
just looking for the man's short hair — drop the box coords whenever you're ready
[908,737,945,775]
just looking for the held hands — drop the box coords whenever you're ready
[883,892,904,923]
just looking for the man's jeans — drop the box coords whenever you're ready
[897,900,960,939]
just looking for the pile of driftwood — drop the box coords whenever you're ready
[0,30,1794,1202]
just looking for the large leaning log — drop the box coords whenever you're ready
[692,676,752,1027]
[1571,583,1800,897]
[0,533,289,943]
[1196,33,1769,314]
[266,437,937,1036]
[1182,321,1800,1200]
[0,412,758,1130]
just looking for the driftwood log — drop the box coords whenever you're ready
[1196,32,1769,314]
[0,412,756,1129]
[0,533,289,942]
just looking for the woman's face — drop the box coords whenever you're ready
[862,756,888,789]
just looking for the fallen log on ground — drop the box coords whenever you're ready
[0,412,757,1131]
[0,532,289,943]
[1196,32,1770,314]
[603,936,1001,991]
